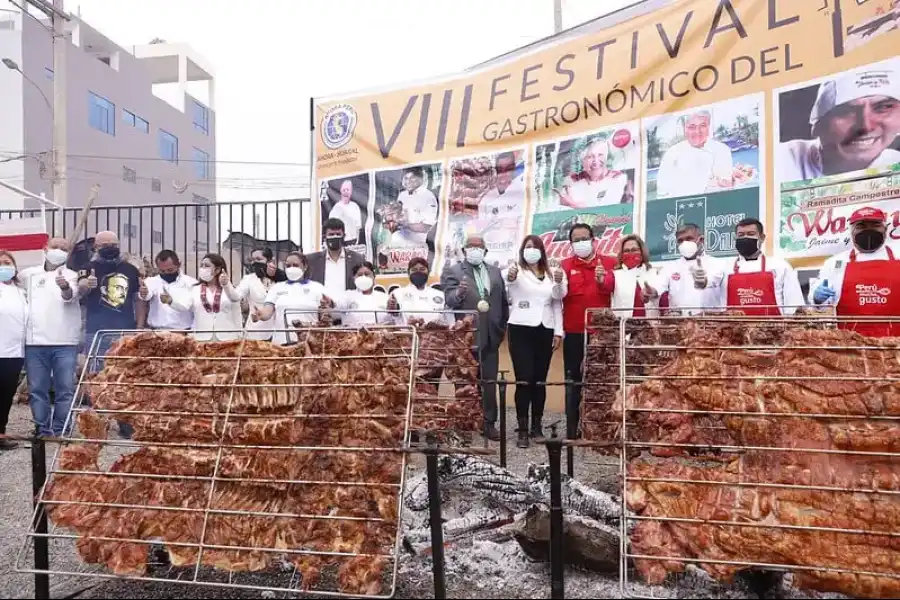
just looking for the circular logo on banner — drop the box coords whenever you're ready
[611,129,631,148]
[321,104,357,150]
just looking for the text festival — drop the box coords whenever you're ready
[370,0,806,159]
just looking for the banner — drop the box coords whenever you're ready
[314,0,900,280]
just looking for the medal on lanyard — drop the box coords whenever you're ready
[473,266,490,313]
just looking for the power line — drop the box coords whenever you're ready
[0,149,311,167]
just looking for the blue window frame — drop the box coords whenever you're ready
[193,147,210,180]
[158,129,178,163]
[88,92,115,135]
[123,109,149,133]
[192,99,209,135]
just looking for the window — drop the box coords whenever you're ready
[158,129,178,163]
[193,193,209,222]
[123,224,137,239]
[152,230,163,244]
[193,239,208,252]
[44,67,53,80]
[192,147,211,180]
[192,99,209,135]
[98,55,111,66]
[122,166,136,183]
[151,178,161,193]
[122,109,149,133]
[88,92,115,135]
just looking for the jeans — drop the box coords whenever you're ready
[25,345,78,437]
[563,333,586,439]
[507,324,555,429]
[84,331,132,439]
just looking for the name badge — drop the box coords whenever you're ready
[518,300,530,309]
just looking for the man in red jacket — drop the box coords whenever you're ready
[559,223,617,440]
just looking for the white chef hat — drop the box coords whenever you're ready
[810,68,900,128]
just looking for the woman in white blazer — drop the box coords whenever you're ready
[609,234,660,319]
[170,253,244,341]
[503,235,563,449]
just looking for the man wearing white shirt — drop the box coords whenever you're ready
[139,250,197,331]
[328,179,363,243]
[656,110,734,199]
[393,166,439,247]
[479,152,524,222]
[21,237,81,437]
[721,218,805,315]
[778,67,900,182]
[655,223,725,315]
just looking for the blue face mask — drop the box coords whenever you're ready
[0,266,16,282]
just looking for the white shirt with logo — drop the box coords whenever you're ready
[329,201,363,242]
[338,290,392,327]
[657,255,725,316]
[720,255,806,315]
[777,139,900,183]
[21,266,81,346]
[236,273,275,340]
[563,174,627,207]
[263,280,328,346]
[393,187,438,246]
[143,273,198,330]
[479,176,525,221]
[810,244,900,306]
[390,284,452,327]
[0,282,28,357]
[503,268,563,336]
[656,139,734,198]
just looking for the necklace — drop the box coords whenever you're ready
[200,283,223,313]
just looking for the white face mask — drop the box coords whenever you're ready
[285,267,305,281]
[355,275,374,292]
[572,240,593,258]
[522,247,542,265]
[465,247,485,266]
[198,267,214,282]
[678,240,700,260]
[45,248,68,266]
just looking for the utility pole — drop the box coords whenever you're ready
[51,0,67,206]
[553,0,563,33]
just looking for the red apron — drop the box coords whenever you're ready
[837,247,900,337]
[725,256,780,316]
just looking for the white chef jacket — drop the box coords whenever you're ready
[777,139,900,183]
[390,284,453,327]
[657,255,725,315]
[611,265,661,319]
[142,273,197,330]
[656,139,733,199]
[393,187,438,246]
[263,280,328,346]
[809,244,900,306]
[236,273,277,340]
[0,282,28,358]
[720,255,805,315]
[563,173,627,207]
[20,265,81,346]
[170,284,243,342]
[504,268,563,336]
[329,201,363,242]
[338,289,392,327]
[478,176,525,221]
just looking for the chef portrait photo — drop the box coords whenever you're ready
[319,173,370,251]
[645,96,761,201]
[776,58,900,185]
[371,163,443,275]
[446,149,527,268]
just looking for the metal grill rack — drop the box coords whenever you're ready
[18,326,419,598]
[613,311,900,599]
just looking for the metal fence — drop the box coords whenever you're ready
[0,198,312,278]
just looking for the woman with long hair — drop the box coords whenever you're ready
[170,253,244,341]
[609,234,660,318]
[0,250,27,449]
[504,235,563,448]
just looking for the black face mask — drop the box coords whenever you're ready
[326,237,343,251]
[735,237,760,259]
[410,272,428,288]
[97,246,120,262]
[160,272,179,283]
[855,229,885,252]
[252,262,268,278]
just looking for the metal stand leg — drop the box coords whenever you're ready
[425,442,446,599]
[498,371,507,468]
[546,428,565,599]
[31,437,50,600]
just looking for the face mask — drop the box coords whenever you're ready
[572,240,593,258]
[855,229,885,253]
[355,275,374,292]
[678,240,699,260]
[98,246,120,261]
[160,272,179,284]
[522,248,542,265]
[45,248,68,266]
[252,262,268,278]
[410,271,429,288]
[622,254,643,269]
[326,237,343,251]
[199,267,214,283]
[465,247,485,266]
[735,237,760,259]
[285,267,305,282]
[0,266,15,282]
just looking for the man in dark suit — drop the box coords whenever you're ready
[307,218,366,296]
[441,234,509,441]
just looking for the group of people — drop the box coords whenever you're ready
[0,206,895,450]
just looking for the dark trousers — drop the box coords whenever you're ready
[478,347,501,425]
[507,324,554,428]
[563,333,585,438]
[0,357,25,435]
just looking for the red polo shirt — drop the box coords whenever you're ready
[561,253,617,333]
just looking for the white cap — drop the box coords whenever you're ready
[810,68,900,128]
